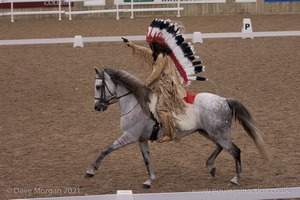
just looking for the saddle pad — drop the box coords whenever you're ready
[184,92,197,104]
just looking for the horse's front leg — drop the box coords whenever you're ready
[139,140,156,189]
[85,135,134,178]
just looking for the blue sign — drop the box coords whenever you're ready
[265,0,300,2]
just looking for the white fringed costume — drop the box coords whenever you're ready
[129,19,207,140]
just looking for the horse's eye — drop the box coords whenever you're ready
[96,85,101,90]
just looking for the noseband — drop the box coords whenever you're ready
[95,71,115,104]
[95,71,132,109]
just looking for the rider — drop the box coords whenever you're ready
[123,19,206,142]
[125,40,186,142]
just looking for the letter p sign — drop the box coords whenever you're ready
[242,18,254,39]
[245,23,251,30]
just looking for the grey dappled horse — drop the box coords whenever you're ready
[85,68,269,188]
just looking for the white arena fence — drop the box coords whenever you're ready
[13,187,300,200]
[0,30,300,46]
[1,0,259,22]
[65,0,185,21]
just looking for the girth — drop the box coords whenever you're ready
[149,111,160,142]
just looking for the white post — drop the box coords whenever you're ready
[58,0,62,21]
[68,0,72,20]
[116,0,120,20]
[10,1,14,22]
[177,0,180,17]
[130,0,134,19]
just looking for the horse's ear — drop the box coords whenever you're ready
[94,67,100,75]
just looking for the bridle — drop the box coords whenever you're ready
[94,71,132,111]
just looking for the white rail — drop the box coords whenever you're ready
[0,31,300,46]
[13,187,300,200]
[65,0,184,20]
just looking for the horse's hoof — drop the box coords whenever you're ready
[210,167,216,177]
[228,176,239,186]
[142,184,151,189]
[228,180,238,186]
[85,173,94,179]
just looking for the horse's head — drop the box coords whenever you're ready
[94,68,117,112]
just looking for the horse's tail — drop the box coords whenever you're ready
[226,98,269,161]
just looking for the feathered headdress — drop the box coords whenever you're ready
[146,18,206,85]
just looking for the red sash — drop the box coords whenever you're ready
[183,91,197,104]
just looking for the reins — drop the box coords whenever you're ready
[104,91,132,106]
[120,102,139,117]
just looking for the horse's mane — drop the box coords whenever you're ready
[104,68,151,114]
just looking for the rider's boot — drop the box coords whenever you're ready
[158,114,172,143]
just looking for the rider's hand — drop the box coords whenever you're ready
[121,37,133,48]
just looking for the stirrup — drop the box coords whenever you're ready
[157,135,172,143]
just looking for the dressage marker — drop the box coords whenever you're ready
[241,18,254,39]
[73,35,84,48]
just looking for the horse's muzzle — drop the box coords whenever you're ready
[94,101,108,112]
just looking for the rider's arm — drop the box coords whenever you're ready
[132,44,153,64]
[125,41,153,64]
[145,54,166,87]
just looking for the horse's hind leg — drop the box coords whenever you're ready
[198,130,223,177]
[139,141,155,189]
[216,139,242,185]
[228,142,242,185]
[206,144,223,177]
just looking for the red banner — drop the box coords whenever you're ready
[0,1,72,8]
